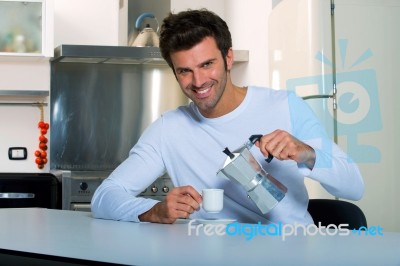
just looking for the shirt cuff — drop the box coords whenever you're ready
[297,148,326,177]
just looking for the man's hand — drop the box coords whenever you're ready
[138,185,202,224]
[255,130,316,169]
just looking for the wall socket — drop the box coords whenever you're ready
[8,147,27,160]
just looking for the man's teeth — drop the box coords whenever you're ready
[197,87,211,94]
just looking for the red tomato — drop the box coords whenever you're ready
[39,142,48,150]
[35,157,42,164]
[42,158,48,164]
[39,135,47,142]
[38,121,45,129]
[41,128,48,135]
[44,123,50,129]
[41,151,47,158]
[38,164,44,169]
[39,135,48,143]
[34,150,41,157]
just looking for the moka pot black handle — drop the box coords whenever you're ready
[249,134,273,163]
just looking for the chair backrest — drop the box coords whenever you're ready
[307,199,367,230]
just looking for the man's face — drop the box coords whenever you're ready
[170,37,233,118]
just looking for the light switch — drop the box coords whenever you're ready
[8,147,27,160]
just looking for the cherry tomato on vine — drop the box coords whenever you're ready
[39,135,48,143]
[36,120,50,167]
[39,142,48,150]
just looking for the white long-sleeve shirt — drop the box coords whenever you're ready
[91,86,364,224]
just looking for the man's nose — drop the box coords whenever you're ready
[192,70,206,87]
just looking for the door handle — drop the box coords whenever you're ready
[0,193,35,199]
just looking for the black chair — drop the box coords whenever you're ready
[307,199,367,230]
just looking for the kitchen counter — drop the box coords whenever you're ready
[0,208,399,265]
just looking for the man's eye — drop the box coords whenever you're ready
[203,61,213,68]
[177,69,189,75]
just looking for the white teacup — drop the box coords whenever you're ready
[202,189,224,213]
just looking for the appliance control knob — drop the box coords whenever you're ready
[80,182,88,191]
[151,186,158,193]
[162,186,169,193]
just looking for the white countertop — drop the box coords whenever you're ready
[0,208,399,265]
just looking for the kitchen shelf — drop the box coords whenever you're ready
[0,102,47,106]
[51,45,249,65]
[0,90,49,97]
[0,90,49,106]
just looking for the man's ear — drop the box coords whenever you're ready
[226,48,234,71]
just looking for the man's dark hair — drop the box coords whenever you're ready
[159,9,232,71]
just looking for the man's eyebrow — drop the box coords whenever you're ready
[174,57,217,72]
[201,58,217,65]
[175,66,191,72]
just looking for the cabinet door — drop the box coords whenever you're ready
[0,0,53,58]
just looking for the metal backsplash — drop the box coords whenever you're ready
[50,62,187,171]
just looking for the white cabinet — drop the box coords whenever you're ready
[0,0,54,60]
[54,0,127,47]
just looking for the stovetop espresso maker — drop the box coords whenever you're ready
[217,135,287,214]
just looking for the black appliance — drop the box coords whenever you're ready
[0,173,60,209]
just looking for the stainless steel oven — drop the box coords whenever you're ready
[0,173,60,209]
[55,170,173,212]
[53,171,108,212]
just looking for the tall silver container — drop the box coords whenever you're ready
[217,135,287,214]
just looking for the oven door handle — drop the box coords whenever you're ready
[0,193,35,199]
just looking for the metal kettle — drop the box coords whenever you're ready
[130,12,159,47]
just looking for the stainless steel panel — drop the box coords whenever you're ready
[59,171,109,210]
[59,170,174,211]
[50,62,186,171]
[51,45,248,64]
[139,175,174,201]
[52,45,164,64]
[70,203,91,212]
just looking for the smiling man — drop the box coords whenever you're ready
[91,9,364,225]
[170,36,238,118]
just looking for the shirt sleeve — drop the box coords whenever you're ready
[91,118,166,222]
[288,92,365,200]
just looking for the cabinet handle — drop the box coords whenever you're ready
[0,193,35,199]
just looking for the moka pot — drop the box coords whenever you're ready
[217,135,287,214]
